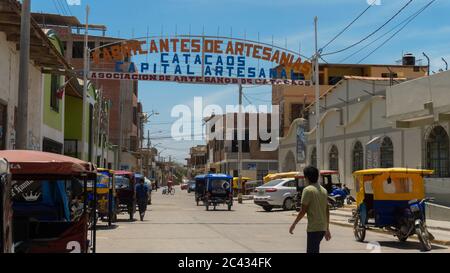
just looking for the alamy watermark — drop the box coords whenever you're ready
[170,97,280,151]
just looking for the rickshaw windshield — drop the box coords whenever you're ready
[11,179,84,222]
[382,177,414,194]
[209,179,231,190]
[115,176,130,189]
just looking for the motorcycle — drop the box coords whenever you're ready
[393,198,435,251]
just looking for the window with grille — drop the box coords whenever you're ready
[380,137,394,168]
[329,145,339,171]
[352,141,364,172]
[426,126,449,177]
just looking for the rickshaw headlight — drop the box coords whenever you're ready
[410,203,420,213]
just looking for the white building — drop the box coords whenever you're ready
[386,70,450,206]
[305,76,407,187]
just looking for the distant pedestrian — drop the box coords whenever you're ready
[289,165,331,253]
[135,179,149,221]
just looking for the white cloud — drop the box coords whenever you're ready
[66,0,81,5]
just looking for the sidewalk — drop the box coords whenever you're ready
[328,206,450,246]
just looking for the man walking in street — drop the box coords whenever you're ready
[135,178,149,221]
[289,165,331,253]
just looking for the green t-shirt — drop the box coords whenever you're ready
[301,184,329,232]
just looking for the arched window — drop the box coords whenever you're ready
[310,147,317,168]
[352,141,364,172]
[380,137,394,168]
[329,145,339,171]
[427,126,449,177]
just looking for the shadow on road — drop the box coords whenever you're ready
[95,224,119,231]
[256,209,295,213]
[375,240,447,251]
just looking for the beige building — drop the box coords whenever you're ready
[0,1,72,151]
[205,113,278,180]
[273,60,428,137]
[295,72,450,206]
[386,70,450,206]
[186,145,207,178]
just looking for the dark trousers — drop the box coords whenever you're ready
[137,199,147,213]
[307,231,325,253]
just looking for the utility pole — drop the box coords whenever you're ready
[81,5,90,160]
[237,84,243,204]
[117,82,124,170]
[147,130,151,178]
[314,16,322,170]
[94,88,102,166]
[423,52,430,76]
[16,0,31,150]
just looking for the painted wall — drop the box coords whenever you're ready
[0,32,42,150]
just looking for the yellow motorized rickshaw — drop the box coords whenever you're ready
[263,172,299,183]
[92,168,117,225]
[351,168,435,251]
[232,177,252,196]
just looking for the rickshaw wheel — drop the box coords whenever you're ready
[353,213,366,242]
[416,224,432,251]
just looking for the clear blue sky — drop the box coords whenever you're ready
[33,0,450,163]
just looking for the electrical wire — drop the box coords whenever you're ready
[320,1,375,52]
[339,0,435,63]
[56,0,68,16]
[357,0,436,64]
[61,0,74,16]
[322,0,414,56]
[52,0,62,15]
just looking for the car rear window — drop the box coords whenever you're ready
[263,179,285,187]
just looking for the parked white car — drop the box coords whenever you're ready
[253,178,297,212]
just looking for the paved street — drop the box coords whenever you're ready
[96,186,450,253]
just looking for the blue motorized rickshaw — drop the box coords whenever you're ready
[197,174,233,211]
[0,150,97,253]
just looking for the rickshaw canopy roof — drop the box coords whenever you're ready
[353,168,434,177]
[0,150,95,177]
[114,170,134,176]
[195,173,232,180]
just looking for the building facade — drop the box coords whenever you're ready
[386,70,450,206]
[205,113,278,180]
[33,13,142,170]
[186,145,207,178]
[273,60,428,137]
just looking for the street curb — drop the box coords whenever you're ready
[329,220,450,247]
[330,211,450,233]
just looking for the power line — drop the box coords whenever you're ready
[339,1,434,63]
[61,0,74,16]
[52,0,62,15]
[320,0,375,52]
[357,0,436,64]
[322,0,414,56]
[56,0,68,16]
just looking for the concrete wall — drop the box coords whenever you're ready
[0,32,42,150]
[386,70,450,120]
